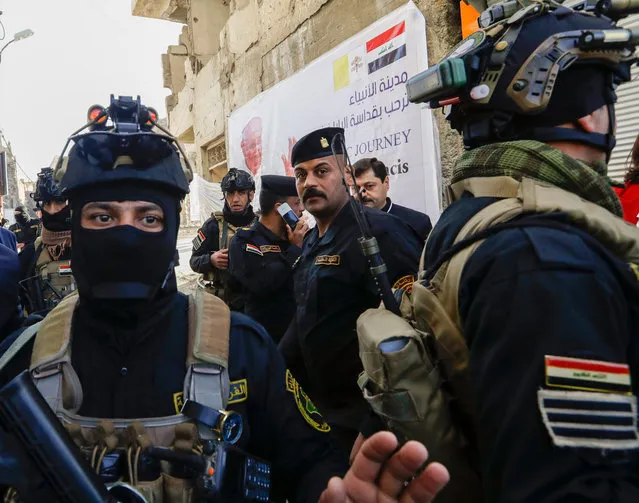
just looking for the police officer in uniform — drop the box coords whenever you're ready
[279,127,423,453]
[0,97,449,503]
[9,206,39,251]
[19,167,75,315]
[190,168,257,311]
[366,2,639,501]
[229,175,308,343]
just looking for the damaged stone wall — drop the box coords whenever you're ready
[156,0,464,185]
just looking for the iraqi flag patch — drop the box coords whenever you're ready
[545,355,631,395]
[58,262,72,276]
[246,244,263,256]
[192,230,206,250]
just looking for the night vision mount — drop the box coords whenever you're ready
[53,95,193,190]
[406,0,639,113]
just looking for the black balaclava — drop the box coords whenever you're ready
[41,204,72,232]
[70,182,181,355]
[14,206,28,226]
[222,199,256,227]
[70,182,180,301]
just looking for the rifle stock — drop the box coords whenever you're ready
[0,371,112,502]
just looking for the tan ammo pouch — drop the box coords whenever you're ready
[357,176,639,502]
[37,245,76,302]
[28,290,231,503]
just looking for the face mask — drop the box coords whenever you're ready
[42,205,72,232]
[72,224,177,300]
[70,184,180,300]
[15,213,28,225]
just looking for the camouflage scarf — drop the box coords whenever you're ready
[453,140,623,217]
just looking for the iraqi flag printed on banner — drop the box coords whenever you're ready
[366,21,407,74]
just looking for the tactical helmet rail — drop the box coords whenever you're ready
[407,0,639,153]
[54,95,193,198]
[31,167,64,209]
[220,168,255,193]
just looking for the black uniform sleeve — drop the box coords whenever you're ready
[278,321,312,391]
[371,222,422,295]
[459,227,639,502]
[0,329,33,388]
[418,214,433,242]
[229,234,301,295]
[189,218,220,274]
[238,322,348,502]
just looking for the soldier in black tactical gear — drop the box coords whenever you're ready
[190,168,257,311]
[355,1,639,502]
[18,168,75,315]
[9,205,39,250]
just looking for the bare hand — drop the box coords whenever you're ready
[16,243,24,250]
[319,432,449,503]
[281,137,298,177]
[350,433,365,465]
[286,219,309,248]
[210,249,229,269]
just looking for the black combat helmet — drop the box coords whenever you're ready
[221,168,255,193]
[31,168,64,209]
[407,0,639,154]
[55,95,192,198]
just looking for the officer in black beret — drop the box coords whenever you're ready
[229,175,309,343]
[278,127,423,453]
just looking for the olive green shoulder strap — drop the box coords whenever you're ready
[29,293,83,413]
[184,290,231,439]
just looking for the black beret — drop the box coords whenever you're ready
[261,175,297,196]
[291,127,345,166]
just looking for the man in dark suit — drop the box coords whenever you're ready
[353,157,432,241]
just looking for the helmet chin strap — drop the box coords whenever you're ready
[529,119,616,165]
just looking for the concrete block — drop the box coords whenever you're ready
[225,0,259,55]
[190,0,230,57]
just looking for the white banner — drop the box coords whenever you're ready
[190,174,223,223]
[227,1,440,219]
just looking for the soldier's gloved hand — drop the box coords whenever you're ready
[287,220,310,248]
[210,249,229,269]
[319,432,449,503]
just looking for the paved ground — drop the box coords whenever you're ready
[176,230,199,295]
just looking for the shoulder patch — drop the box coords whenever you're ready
[246,244,263,256]
[228,379,248,404]
[392,274,415,294]
[260,245,281,253]
[285,369,331,433]
[173,391,185,414]
[315,255,340,266]
[545,355,631,394]
[192,230,206,250]
[58,262,73,276]
[538,389,639,450]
